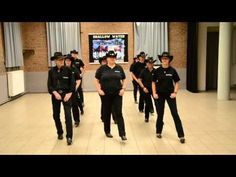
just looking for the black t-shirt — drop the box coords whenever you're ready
[139,68,156,91]
[129,62,135,72]
[130,61,146,78]
[152,66,180,93]
[73,59,85,74]
[95,64,126,95]
[48,66,75,94]
[71,66,81,81]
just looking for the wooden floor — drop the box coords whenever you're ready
[0,90,236,155]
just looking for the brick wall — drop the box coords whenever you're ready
[169,22,187,68]
[20,22,187,71]
[80,22,134,70]
[0,23,5,74]
[21,22,48,72]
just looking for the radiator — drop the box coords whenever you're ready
[7,70,25,97]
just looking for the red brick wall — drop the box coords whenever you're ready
[80,22,134,70]
[169,22,187,68]
[0,23,5,74]
[20,22,187,72]
[21,22,48,72]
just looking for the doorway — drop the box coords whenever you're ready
[206,31,219,90]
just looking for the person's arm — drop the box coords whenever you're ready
[48,69,62,100]
[152,81,158,99]
[119,78,127,96]
[119,66,127,96]
[138,78,148,93]
[75,79,81,91]
[170,81,180,99]
[64,69,74,102]
[80,60,85,77]
[95,78,105,95]
[170,69,180,99]
[131,72,139,83]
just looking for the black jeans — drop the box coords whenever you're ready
[155,93,184,138]
[138,88,145,111]
[144,91,153,119]
[139,88,154,113]
[99,95,116,122]
[51,94,73,139]
[78,79,84,104]
[71,92,80,123]
[132,80,139,102]
[101,93,126,137]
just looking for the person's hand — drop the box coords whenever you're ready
[64,93,72,102]
[170,92,177,99]
[98,89,105,96]
[153,93,158,99]
[119,88,125,96]
[143,87,149,93]
[53,91,62,100]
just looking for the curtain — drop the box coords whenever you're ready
[134,22,168,63]
[46,22,81,66]
[3,22,24,68]
[187,22,198,93]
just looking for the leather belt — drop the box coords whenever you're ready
[58,90,63,94]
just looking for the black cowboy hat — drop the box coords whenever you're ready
[70,50,78,54]
[106,50,117,58]
[158,52,173,62]
[99,56,107,64]
[145,57,156,64]
[50,52,65,61]
[139,51,148,58]
[64,54,74,62]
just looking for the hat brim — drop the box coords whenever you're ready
[70,50,78,54]
[51,56,65,61]
[106,54,117,58]
[146,59,157,63]
[158,55,173,62]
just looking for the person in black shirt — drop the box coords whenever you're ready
[65,54,82,127]
[47,52,75,145]
[130,52,147,112]
[95,51,127,141]
[129,57,139,104]
[70,50,85,113]
[98,56,117,124]
[152,52,185,144]
[138,57,156,122]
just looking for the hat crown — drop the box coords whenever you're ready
[70,50,78,54]
[158,51,173,62]
[160,51,171,57]
[53,52,63,57]
[146,57,156,63]
[106,50,117,57]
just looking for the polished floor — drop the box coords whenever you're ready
[0,90,236,155]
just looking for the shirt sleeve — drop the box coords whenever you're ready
[74,68,82,80]
[129,63,134,72]
[173,69,180,82]
[130,63,135,73]
[47,69,55,94]
[79,60,85,68]
[120,66,126,80]
[95,66,102,80]
[152,69,157,82]
[69,68,75,93]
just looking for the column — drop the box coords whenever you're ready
[217,22,232,100]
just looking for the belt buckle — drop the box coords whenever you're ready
[58,90,63,94]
